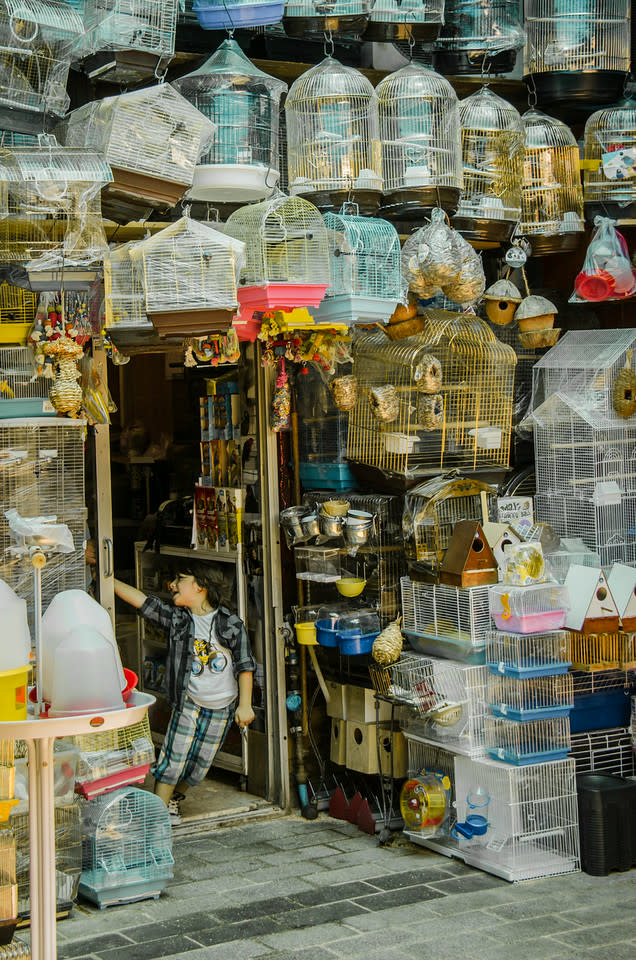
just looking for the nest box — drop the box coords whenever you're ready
[482,521,523,572]
[440,520,498,588]
[564,566,620,635]
[607,563,636,632]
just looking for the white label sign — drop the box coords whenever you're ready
[497,496,534,525]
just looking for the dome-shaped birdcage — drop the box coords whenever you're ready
[518,108,584,257]
[453,87,524,245]
[285,57,382,215]
[583,100,636,223]
[172,39,286,206]
[363,0,444,42]
[523,0,631,114]
[192,0,285,29]
[375,63,462,226]
[283,0,369,40]
[433,0,525,75]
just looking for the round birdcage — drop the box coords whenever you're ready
[433,0,525,76]
[283,0,369,40]
[452,87,524,245]
[518,109,585,257]
[363,0,444,42]
[375,63,462,226]
[523,0,631,113]
[583,100,636,224]
[285,57,382,215]
[172,38,287,205]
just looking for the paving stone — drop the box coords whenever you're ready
[339,902,440,932]
[95,934,203,960]
[246,950,335,960]
[58,935,134,959]
[485,915,583,942]
[272,900,370,929]
[364,867,455,890]
[193,915,284,946]
[584,942,636,960]
[258,922,359,952]
[426,872,509,895]
[352,884,447,911]
[119,911,222,943]
[288,880,381,906]
[214,897,302,923]
[161,942,272,960]
[550,920,636,948]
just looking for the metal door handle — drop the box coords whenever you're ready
[102,537,113,578]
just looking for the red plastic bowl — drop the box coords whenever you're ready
[574,269,616,301]
[122,668,138,702]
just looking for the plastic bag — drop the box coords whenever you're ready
[402,208,485,305]
[4,508,75,555]
[571,216,636,303]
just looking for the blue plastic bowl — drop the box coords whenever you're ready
[194,1,284,29]
[315,619,340,648]
[337,632,377,656]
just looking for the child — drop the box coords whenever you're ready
[114,562,255,824]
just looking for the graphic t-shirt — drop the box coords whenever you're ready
[187,611,238,709]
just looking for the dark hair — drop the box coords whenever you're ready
[174,562,221,608]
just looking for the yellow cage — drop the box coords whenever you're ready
[0,283,37,345]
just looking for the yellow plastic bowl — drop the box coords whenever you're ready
[295,622,318,645]
[336,578,366,598]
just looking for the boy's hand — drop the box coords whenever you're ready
[235,704,255,728]
[85,539,97,567]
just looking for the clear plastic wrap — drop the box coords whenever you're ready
[571,216,636,303]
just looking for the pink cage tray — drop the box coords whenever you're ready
[75,763,151,800]
[236,283,328,324]
[492,610,567,634]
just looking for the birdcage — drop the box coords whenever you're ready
[582,101,636,224]
[71,716,155,799]
[193,0,284,29]
[296,363,355,491]
[313,204,402,326]
[484,714,571,764]
[79,787,173,908]
[0,285,37,345]
[363,0,443,41]
[128,216,245,338]
[523,0,631,111]
[13,800,81,917]
[58,85,216,224]
[433,0,525,75]
[401,577,491,663]
[368,650,433,708]
[348,318,516,480]
[172,40,286,205]
[518,109,585,256]
[0,829,15,944]
[570,726,635,776]
[375,63,462,225]
[283,0,369,39]
[285,57,382,215]
[486,630,572,677]
[73,0,178,84]
[487,672,574,721]
[568,632,636,672]
[224,193,330,325]
[453,87,524,245]
[453,755,580,880]
[489,583,570,634]
[0,0,83,135]
[0,345,52,415]
[103,241,150,332]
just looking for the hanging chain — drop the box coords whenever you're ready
[323,28,334,58]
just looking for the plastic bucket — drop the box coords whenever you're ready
[0,665,29,721]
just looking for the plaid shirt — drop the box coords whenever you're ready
[139,596,256,712]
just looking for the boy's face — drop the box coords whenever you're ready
[169,573,204,609]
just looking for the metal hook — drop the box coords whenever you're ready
[526,72,537,109]
[407,28,415,61]
[323,28,334,58]
[222,0,237,34]
[480,54,491,87]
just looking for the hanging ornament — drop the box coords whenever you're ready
[48,357,83,417]
[271,358,291,432]
[482,278,523,327]
[612,350,636,418]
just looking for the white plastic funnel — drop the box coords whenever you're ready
[0,578,31,670]
[48,626,125,716]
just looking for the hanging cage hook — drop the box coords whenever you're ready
[407,27,415,60]
[526,72,537,109]
[323,28,334,58]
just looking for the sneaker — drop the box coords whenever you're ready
[167,794,183,825]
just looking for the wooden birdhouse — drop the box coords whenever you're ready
[564,565,620,634]
[607,563,636,631]
[440,520,498,587]
[482,521,523,573]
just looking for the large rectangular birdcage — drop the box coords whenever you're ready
[570,726,635,777]
[486,630,571,678]
[75,0,178,82]
[487,673,574,722]
[401,577,491,663]
[347,314,516,479]
[534,491,636,568]
[484,714,571,765]
[297,363,349,465]
[13,801,82,917]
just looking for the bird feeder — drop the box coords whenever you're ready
[433,0,525,76]
[583,101,636,225]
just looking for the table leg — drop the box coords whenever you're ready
[27,737,57,960]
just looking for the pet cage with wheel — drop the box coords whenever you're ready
[79,787,173,908]
[72,0,178,84]
[582,101,636,224]
[172,39,286,205]
[296,363,356,491]
[57,85,216,224]
[12,799,82,919]
[347,315,516,481]
[192,0,285,29]
[375,63,462,226]
[285,57,382,215]
[283,0,369,39]
[128,215,245,338]
[0,346,53,416]
[453,87,524,245]
[313,204,403,326]
[518,108,585,256]
[103,240,151,333]
[0,0,83,135]
[433,0,526,76]
[401,735,457,851]
[363,0,444,41]
[523,0,631,113]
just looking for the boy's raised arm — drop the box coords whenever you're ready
[114,578,147,610]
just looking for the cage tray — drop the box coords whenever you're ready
[75,763,151,800]
[487,661,571,679]
[0,398,55,417]
[312,295,398,327]
[195,0,284,29]
[237,283,328,323]
[189,164,276,204]
[78,877,169,909]
[486,748,570,766]
[108,169,186,208]
[489,704,573,722]
[491,611,567,634]
[150,308,235,337]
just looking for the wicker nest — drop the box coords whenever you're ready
[518,328,561,349]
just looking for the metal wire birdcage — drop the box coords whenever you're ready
[453,87,524,245]
[192,0,285,29]
[570,725,635,776]
[523,0,631,111]
[58,85,216,224]
[347,316,516,479]
[401,576,492,662]
[0,0,83,135]
[518,109,585,256]
[568,631,636,671]
[0,345,51,416]
[13,801,81,917]
[285,57,382,215]
[72,716,155,798]
[376,63,462,225]
[283,0,369,39]
[486,630,572,677]
[484,714,572,763]
[103,241,150,331]
[128,216,245,338]
[487,672,574,721]
[583,101,636,224]
[173,39,286,205]
[433,0,525,75]
[363,0,443,41]
[296,363,355,490]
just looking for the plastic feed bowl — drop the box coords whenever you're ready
[295,622,318,646]
[336,577,366,597]
[122,668,138,702]
[315,619,340,647]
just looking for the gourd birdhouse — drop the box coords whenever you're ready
[433,0,525,76]
[515,295,559,350]
[440,519,498,588]
[483,279,523,326]
[564,565,620,634]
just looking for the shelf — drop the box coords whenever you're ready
[136,541,242,564]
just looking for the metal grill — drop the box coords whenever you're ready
[71,716,155,796]
[570,726,635,777]
[75,0,178,80]
[435,0,525,58]
[297,364,349,464]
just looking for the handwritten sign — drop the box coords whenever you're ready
[497,496,534,525]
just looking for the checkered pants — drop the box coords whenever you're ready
[151,696,236,787]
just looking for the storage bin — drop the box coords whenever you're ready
[489,583,569,634]
[570,690,632,733]
[576,772,636,876]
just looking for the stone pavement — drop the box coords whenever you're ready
[47,814,636,960]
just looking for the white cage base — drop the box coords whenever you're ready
[188,164,279,202]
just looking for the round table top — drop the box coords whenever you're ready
[0,691,155,740]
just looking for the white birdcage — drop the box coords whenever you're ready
[453,87,524,245]
[224,192,330,326]
[518,109,585,256]
[79,787,173,908]
[523,0,631,111]
[58,85,216,224]
[312,204,402,326]
[72,716,155,799]
[13,800,81,917]
[192,0,285,29]
[433,0,525,75]
[285,57,382,215]
[484,714,571,764]
[0,346,51,417]
[487,672,574,721]
[283,0,369,39]
[376,63,462,225]
[570,726,635,776]
[128,216,245,338]
[0,0,83,135]
[172,39,286,205]
[347,317,516,479]
[363,0,444,41]
[453,755,580,881]
[486,630,572,677]
[582,101,636,224]
[400,735,458,855]
[401,577,492,663]
[103,241,150,332]
[73,0,178,84]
